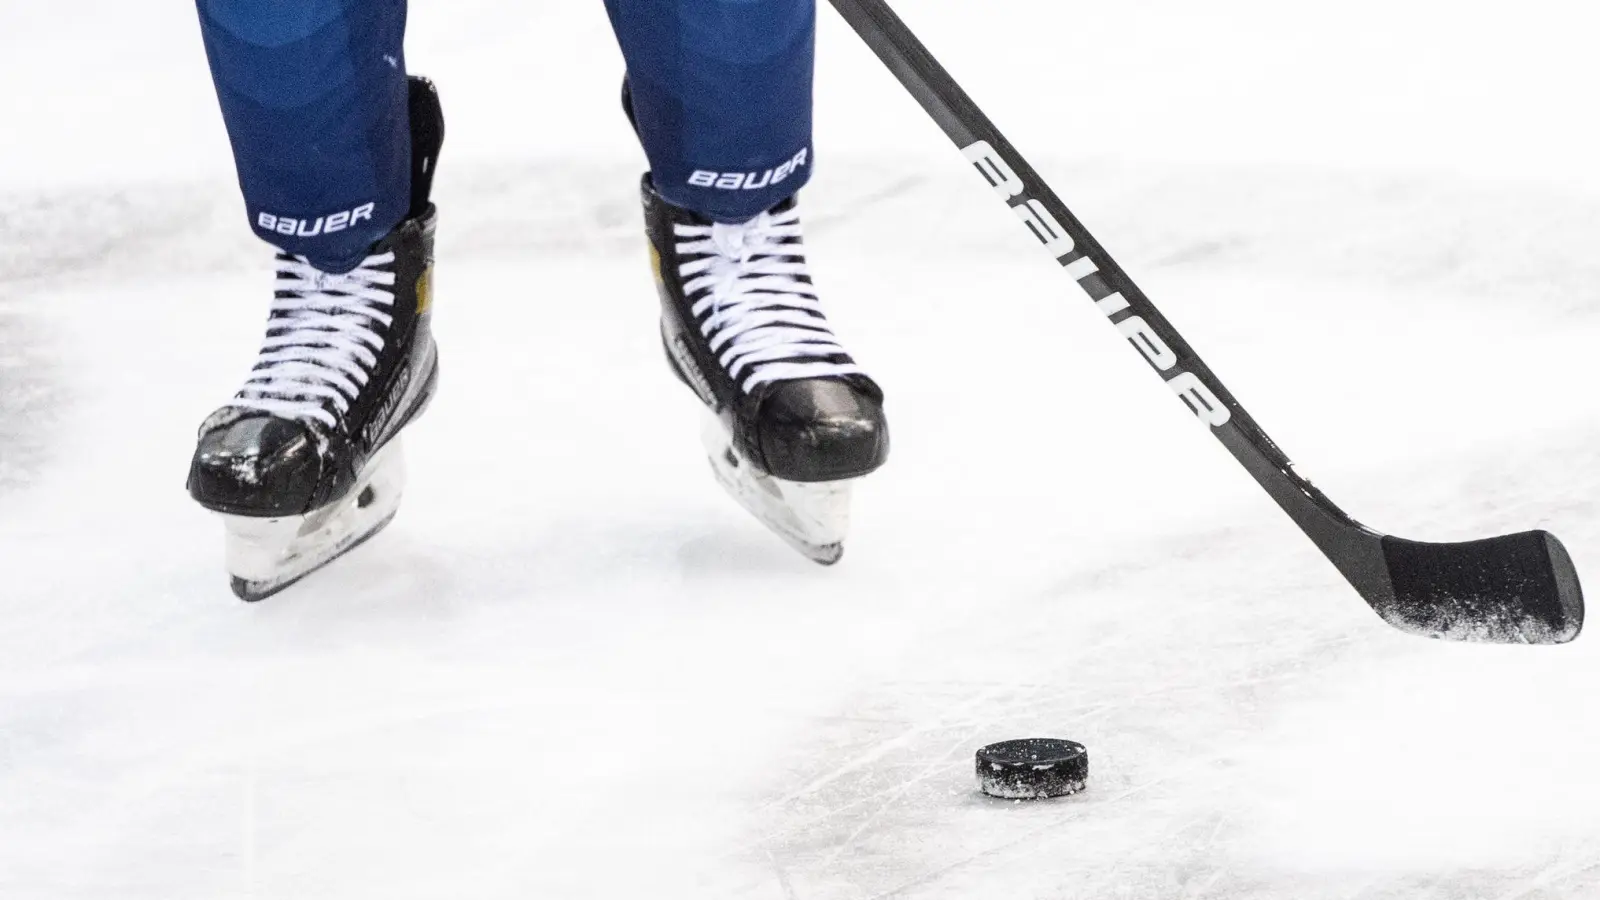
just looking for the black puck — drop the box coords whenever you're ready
[976,738,1088,799]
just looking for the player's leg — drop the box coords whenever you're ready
[198,0,415,270]
[604,0,816,222]
[188,0,446,600]
[605,0,890,563]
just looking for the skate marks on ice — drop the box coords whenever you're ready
[3,158,1599,898]
[0,299,62,495]
[11,156,1600,313]
[0,189,89,494]
[436,154,1600,320]
[0,182,261,287]
[740,542,1360,900]
[739,424,1600,900]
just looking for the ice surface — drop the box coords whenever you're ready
[5,1,1600,898]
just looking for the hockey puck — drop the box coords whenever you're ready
[976,738,1088,800]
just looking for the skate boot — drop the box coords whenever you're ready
[641,177,889,564]
[187,77,445,601]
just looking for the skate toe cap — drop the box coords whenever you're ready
[758,380,889,483]
[188,415,321,516]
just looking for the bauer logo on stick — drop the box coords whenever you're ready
[962,140,1230,428]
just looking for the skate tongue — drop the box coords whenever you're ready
[712,220,759,258]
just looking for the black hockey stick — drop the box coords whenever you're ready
[829,0,1583,644]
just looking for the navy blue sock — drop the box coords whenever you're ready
[605,0,816,222]
[197,0,411,271]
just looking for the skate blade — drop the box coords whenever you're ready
[220,442,407,602]
[230,509,399,602]
[701,412,851,566]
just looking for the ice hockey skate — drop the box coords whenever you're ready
[641,177,889,564]
[187,77,445,601]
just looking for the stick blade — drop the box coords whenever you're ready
[1378,530,1583,644]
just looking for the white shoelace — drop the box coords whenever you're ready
[232,251,398,430]
[674,204,862,393]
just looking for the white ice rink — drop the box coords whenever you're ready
[5,1,1600,897]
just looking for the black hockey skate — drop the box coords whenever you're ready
[642,177,889,564]
[188,77,445,601]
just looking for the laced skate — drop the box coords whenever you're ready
[229,252,401,429]
[642,177,889,563]
[188,76,444,601]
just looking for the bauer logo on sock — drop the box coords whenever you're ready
[688,148,809,192]
[258,202,376,239]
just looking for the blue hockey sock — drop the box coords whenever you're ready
[604,0,817,222]
[196,0,412,271]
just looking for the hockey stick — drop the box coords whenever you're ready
[828,0,1584,644]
